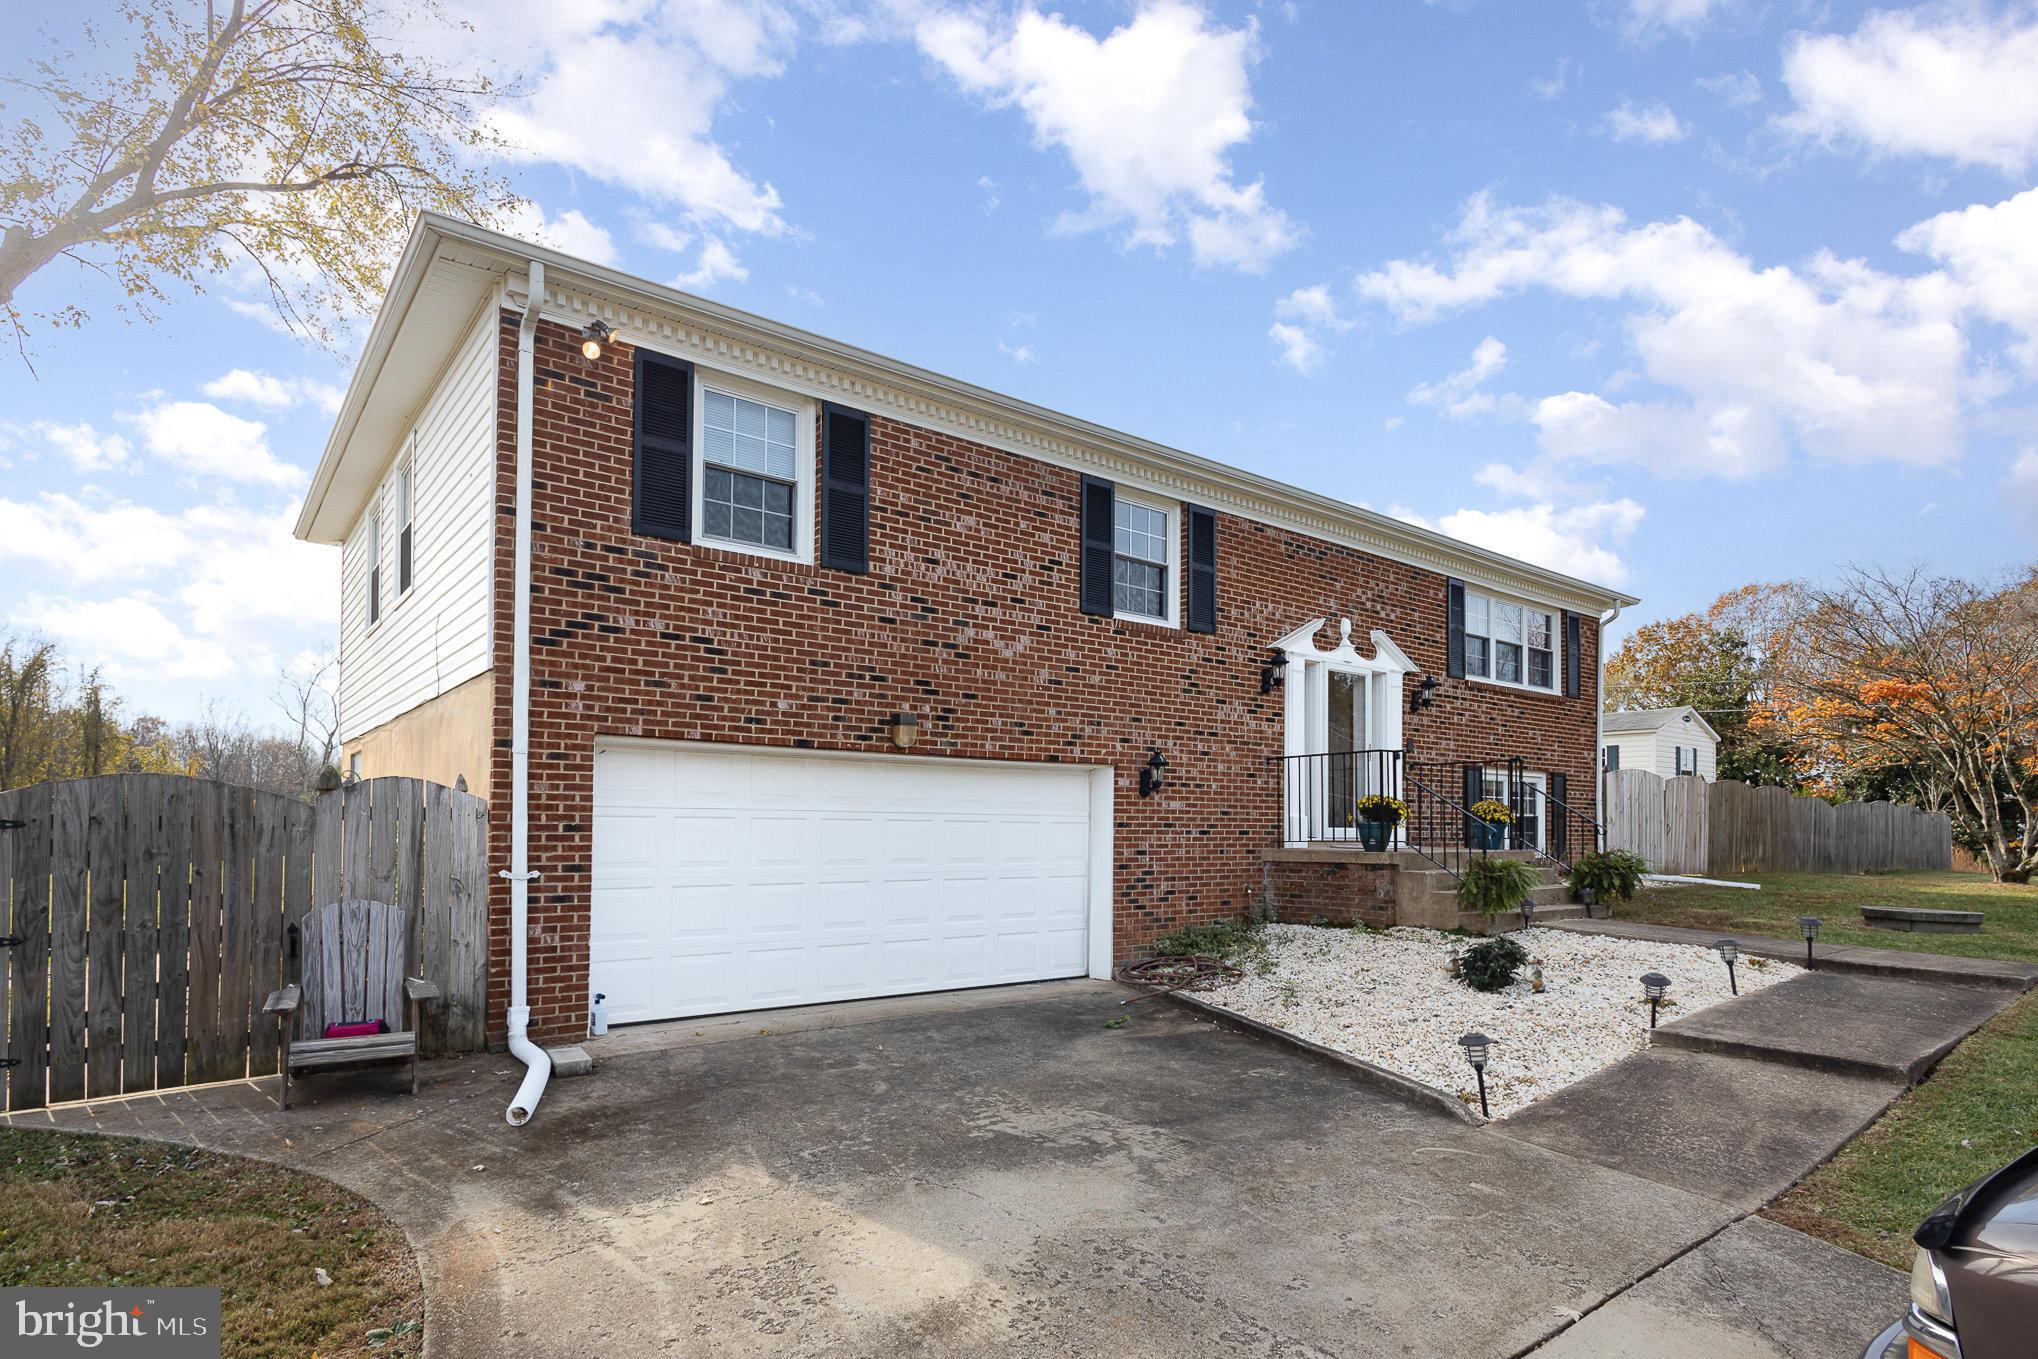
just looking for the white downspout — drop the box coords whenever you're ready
[1596,604,1623,840]
[504,260,551,1126]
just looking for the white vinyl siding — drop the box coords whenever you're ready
[1602,723,1717,781]
[337,302,497,743]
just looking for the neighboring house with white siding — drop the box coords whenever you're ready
[1601,706,1719,781]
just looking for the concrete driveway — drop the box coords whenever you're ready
[6,980,1905,1358]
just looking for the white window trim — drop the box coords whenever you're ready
[1111,486,1180,629]
[364,493,383,629]
[1463,587,1560,696]
[690,364,817,566]
[394,439,416,598]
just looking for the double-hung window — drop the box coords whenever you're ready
[395,450,415,595]
[701,386,798,554]
[1113,497,1173,623]
[365,498,382,627]
[1463,590,1557,692]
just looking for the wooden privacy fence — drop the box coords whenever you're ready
[0,774,488,1112]
[1602,768,1952,878]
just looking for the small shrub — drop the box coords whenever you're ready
[1457,855,1542,916]
[1460,936,1529,992]
[1565,849,1649,903]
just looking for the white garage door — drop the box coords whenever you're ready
[591,743,1098,1024]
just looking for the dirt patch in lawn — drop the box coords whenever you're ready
[1764,989,2038,1271]
[0,1127,424,1358]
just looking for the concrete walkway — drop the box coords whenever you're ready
[1552,917,2038,991]
[3,977,1933,1359]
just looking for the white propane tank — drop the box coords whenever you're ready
[590,992,608,1037]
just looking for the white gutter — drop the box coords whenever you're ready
[502,259,551,1126]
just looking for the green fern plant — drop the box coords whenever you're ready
[1456,855,1542,916]
[1564,849,1649,904]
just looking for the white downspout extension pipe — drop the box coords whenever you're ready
[504,260,551,1127]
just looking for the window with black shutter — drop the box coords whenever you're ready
[633,349,693,542]
[1186,504,1216,633]
[820,403,870,574]
[396,450,415,595]
[365,497,382,627]
[1603,744,1620,772]
[1078,476,1115,616]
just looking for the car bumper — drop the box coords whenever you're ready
[1863,1305,1963,1359]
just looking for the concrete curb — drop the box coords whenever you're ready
[1161,989,1483,1125]
[1647,1026,1962,1084]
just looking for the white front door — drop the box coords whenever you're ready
[591,742,1102,1025]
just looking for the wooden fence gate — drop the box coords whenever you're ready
[0,774,488,1112]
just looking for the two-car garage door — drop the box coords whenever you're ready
[590,743,1100,1025]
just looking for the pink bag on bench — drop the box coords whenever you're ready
[324,1020,387,1039]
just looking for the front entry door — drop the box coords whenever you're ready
[1322,670,1374,839]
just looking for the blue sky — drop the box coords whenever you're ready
[4,0,2037,727]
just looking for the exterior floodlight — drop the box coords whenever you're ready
[580,319,615,361]
[1640,970,1671,1029]
[1714,938,1740,995]
[1458,1032,1492,1118]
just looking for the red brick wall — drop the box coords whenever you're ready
[1263,859,1399,929]
[488,317,1603,1043]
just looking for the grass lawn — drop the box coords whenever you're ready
[1766,988,2038,1270]
[0,1128,423,1358]
[1610,868,2038,964]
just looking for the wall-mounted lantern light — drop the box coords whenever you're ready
[1139,748,1168,797]
[888,712,920,750]
[1409,674,1440,714]
[580,319,615,361]
[1259,651,1288,695]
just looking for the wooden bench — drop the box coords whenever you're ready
[264,899,440,1109]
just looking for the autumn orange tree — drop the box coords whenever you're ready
[1604,582,1805,784]
[1771,567,2038,883]
[0,0,518,353]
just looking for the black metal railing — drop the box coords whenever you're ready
[1399,765,1488,882]
[1272,748,1403,846]
[1540,787,1604,872]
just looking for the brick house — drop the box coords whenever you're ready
[295,215,1636,1050]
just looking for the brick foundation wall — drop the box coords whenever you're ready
[1261,858,1398,929]
[488,317,1604,1043]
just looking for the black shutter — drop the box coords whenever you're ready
[368,564,380,626]
[399,525,413,594]
[1462,762,1483,844]
[821,403,871,574]
[632,349,693,542]
[1079,476,1115,617]
[1563,610,1582,697]
[1550,771,1569,863]
[1186,504,1216,634]
[1446,579,1467,679]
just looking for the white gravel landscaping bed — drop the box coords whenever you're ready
[1197,923,1801,1118]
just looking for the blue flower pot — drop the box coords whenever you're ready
[1358,820,1393,852]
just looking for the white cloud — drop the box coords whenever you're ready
[31,420,130,472]
[125,401,306,487]
[1404,498,1646,586]
[501,203,620,265]
[1697,70,1762,108]
[1780,8,2038,174]
[672,239,749,291]
[1268,284,1352,373]
[1529,57,1577,101]
[1602,100,1690,144]
[1,498,333,684]
[470,2,793,237]
[201,369,345,415]
[1355,193,1976,476]
[1623,0,1724,38]
[997,340,1039,364]
[917,1,1299,272]
[1407,336,1509,418]
[1895,186,2038,370]
[2009,448,2038,527]
[783,284,824,307]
